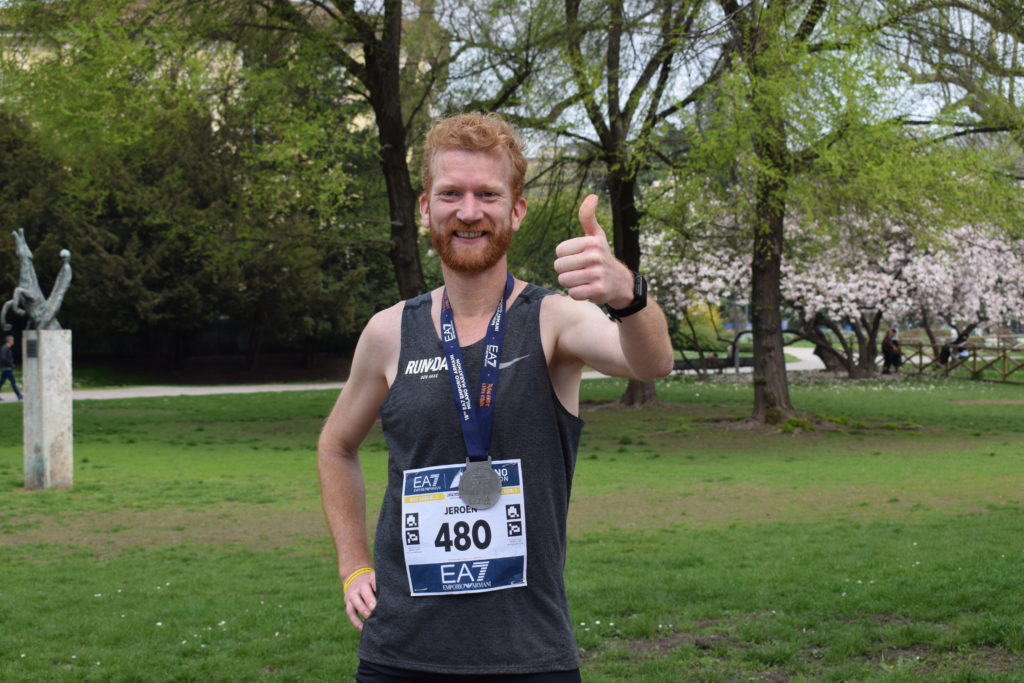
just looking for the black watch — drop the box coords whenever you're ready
[604,271,648,322]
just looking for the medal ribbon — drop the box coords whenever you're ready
[440,272,515,463]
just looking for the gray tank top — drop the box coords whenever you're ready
[358,283,583,674]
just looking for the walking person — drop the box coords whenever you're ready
[881,327,902,375]
[0,335,24,400]
[318,113,674,681]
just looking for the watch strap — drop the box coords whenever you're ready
[604,271,648,322]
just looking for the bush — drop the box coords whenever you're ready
[672,303,730,352]
[673,322,729,352]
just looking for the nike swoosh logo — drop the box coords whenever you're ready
[499,354,530,370]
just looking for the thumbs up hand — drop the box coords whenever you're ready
[554,195,635,308]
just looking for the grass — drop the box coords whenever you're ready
[1,375,1023,681]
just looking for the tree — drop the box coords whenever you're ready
[899,2,1024,159]
[903,225,1024,349]
[782,221,912,377]
[1,0,375,362]
[654,0,1024,422]
[0,111,72,298]
[549,0,706,406]
[170,0,446,299]
[650,214,1024,380]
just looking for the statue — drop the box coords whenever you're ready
[2,228,72,331]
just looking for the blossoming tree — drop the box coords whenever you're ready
[903,226,1024,350]
[649,219,1024,380]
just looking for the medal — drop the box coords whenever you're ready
[459,457,502,509]
[440,273,515,511]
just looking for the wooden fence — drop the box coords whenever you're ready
[899,343,1024,383]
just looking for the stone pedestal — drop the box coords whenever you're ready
[23,329,73,489]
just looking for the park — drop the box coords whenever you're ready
[1,369,1023,680]
[1,0,1023,681]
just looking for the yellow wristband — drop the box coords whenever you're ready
[343,567,373,594]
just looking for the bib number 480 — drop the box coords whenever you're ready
[434,520,492,552]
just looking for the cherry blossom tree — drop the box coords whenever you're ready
[648,219,1024,380]
[903,226,1024,351]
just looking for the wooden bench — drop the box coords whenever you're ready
[673,356,755,372]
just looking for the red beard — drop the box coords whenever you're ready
[431,217,513,273]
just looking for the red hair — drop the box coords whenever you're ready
[421,113,527,198]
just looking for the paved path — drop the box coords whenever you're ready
[0,347,825,403]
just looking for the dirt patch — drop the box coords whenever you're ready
[0,505,336,557]
[588,627,792,682]
[867,644,1021,676]
[618,630,711,658]
[568,480,1019,532]
[964,647,1023,673]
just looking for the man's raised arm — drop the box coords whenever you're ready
[551,194,674,380]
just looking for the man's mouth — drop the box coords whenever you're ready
[453,231,485,239]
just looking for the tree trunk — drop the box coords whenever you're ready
[606,172,642,270]
[748,106,796,424]
[852,311,883,378]
[749,218,795,423]
[618,378,658,407]
[376,114,426,299]
[607,166,657,406]
[920,306,942,359]
[263,0,426,298]
[364,2,426,300]
[813,343,847,372]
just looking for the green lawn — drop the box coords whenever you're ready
[1,375,1022,681]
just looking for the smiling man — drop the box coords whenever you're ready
[317,113,673,681]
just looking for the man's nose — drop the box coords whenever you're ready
[455,195,484,224]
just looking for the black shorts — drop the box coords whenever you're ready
[356,660,582,683]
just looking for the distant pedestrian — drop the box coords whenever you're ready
[0,335,24,400]
[881,327,902,375]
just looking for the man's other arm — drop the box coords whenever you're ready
[317,303,400,630]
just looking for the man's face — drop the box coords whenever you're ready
[421,149,526,274]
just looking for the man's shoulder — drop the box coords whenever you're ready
[364,300,407,339]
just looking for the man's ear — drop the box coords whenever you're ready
[419,193,430,228]
[510,196,527,232]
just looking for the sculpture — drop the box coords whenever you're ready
[1,229,72,331]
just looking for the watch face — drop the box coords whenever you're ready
[634,272,647,298]
[605,271,647,321]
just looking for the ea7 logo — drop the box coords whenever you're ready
[442,323,456,343]
[440,561,490,584]
[484,344,499,368]
[412,473,441,489]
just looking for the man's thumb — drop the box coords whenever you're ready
[577,194,603,237]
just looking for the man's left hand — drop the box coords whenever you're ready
[553,194,634,308]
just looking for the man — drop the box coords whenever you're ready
[0,335,23,401]
[881,327,902,375]
[318,113,673,681]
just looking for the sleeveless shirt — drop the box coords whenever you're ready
[358,283,584,674]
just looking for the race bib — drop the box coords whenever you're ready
[401,459,527,596]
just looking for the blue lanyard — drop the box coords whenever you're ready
[440,273,514,462]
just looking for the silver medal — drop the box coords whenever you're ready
[459,458,502,509]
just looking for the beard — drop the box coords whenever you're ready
[431,216,514,273]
